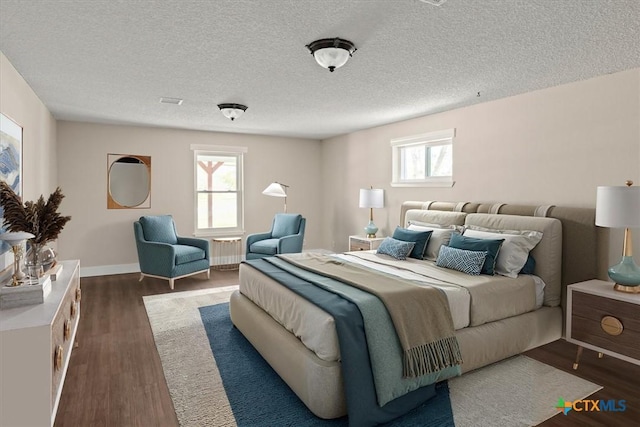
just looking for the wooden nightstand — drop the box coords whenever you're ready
[348,235,385,251]
[566,279,640,369]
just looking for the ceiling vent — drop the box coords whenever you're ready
[159,97,183,105]
[419,0,447,5]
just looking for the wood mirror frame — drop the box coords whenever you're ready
[107,154,151,209]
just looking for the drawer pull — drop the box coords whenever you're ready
[75,288,82,302]
[63,320,71,341]
[601,315,623,336]
[70,301,77,318]
[54,345,63,371]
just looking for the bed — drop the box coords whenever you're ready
[229,201,606,425]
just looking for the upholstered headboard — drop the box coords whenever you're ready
[400,201,609,308]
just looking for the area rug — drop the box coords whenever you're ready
[144,288,602,427]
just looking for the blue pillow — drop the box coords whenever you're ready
[139,215,178,244]
[436,245,487,275]
[392,226,432,259]
[449,233,504,275]
[376,237,416,260]
[519,254,536,275]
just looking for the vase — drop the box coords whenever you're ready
[25,242,45,280]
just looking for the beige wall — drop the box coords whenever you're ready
[322,69,640,262]
[56,122,322,274]
[0,52,58,273]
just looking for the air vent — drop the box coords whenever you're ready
[419,0,447,5]
[159,97,183,105]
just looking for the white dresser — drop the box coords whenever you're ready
[0,260,81,427]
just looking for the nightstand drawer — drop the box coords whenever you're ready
[571,291,640,360]
[348,236,384,251]
[350,240,373,251]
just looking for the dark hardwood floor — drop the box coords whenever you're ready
[55,272,640,427]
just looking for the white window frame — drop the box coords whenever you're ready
[191,144,247,237]
[390,128,455,187]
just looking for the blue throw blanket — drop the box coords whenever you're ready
[265,256,460,406]
[245,258,442,426]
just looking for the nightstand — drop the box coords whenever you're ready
[348,235,385,251]
[566,279,640,369]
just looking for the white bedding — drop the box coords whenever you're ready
[239,252,545,363]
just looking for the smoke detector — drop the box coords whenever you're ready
[159,97,183,105]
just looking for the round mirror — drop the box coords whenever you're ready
[107,154,151,209]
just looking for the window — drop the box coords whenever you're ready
[192,145,246,236]
[390,129,454,187]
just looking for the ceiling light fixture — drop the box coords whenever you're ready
[217,103,247,121]
[306,38,357,72]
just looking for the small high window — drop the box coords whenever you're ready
[390,129,454,187]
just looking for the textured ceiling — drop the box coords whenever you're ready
[1,0,639,140]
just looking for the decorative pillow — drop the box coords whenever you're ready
[436,245,487,276]
[463,227,543,278]
[407,224,456,261]
[376,237,416,260]
[392,226,432,259]
[519,254,536,275]
[448,233,504,275]
[139,215,178,244]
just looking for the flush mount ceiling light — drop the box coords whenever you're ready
[217,103,247,121]
[306,38,357,72]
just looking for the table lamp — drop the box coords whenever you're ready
[359,187,384,238]
[262,182,289,212]
[0,231,36,286]
[595,180,640,293]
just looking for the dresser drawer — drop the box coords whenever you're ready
[571,291,640,360]
[51,271,81,406]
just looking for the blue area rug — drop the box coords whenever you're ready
[199,303,455,426]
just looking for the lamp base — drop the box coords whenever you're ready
[364,221,378,239]
[608,256,640,293]
[613,283,640,294]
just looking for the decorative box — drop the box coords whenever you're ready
[0,275,52,310]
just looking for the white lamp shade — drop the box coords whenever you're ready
[220,107,244,121]
[313,48,350,71]
[596,185,640,228]
[262,182,287,198]
[359,188,384,209]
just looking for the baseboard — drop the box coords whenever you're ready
[80,263,140,278]
[79,249,332,278]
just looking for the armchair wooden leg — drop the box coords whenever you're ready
[206,269,210,279]
[139,274,144,282]
[169,278,175,290]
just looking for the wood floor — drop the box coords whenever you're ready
[55,271,640,427]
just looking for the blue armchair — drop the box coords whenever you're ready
[134,215,210,289]
[246,213,306,260]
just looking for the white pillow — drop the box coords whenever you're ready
[407,224,456,261]
[463,227,543,278]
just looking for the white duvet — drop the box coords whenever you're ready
[239,251,545,363]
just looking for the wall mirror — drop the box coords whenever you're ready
[107,154,151,209]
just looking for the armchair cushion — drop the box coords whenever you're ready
[174,245,206,265]
[250,239,280,255]
[272,214,302,239]
[139,215,178,244]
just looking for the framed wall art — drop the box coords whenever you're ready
[0,113,23,272]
